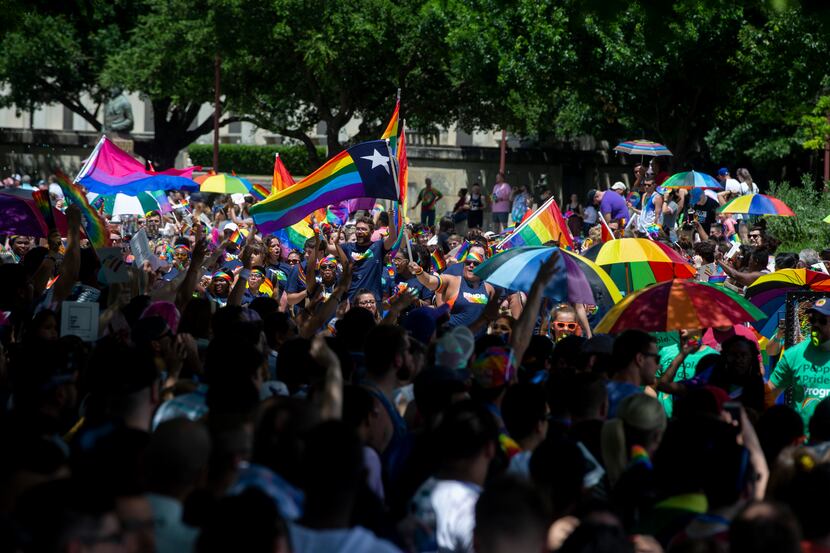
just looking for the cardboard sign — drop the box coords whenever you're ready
[60,301,99,342]
[130,228,159,270]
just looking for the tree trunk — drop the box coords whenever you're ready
[325,120,345,159]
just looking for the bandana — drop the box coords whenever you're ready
[212,270,233,283]
[469,346,514,388]
[317,255,338,270]
[249,269,265,279]
[466,250,485,264]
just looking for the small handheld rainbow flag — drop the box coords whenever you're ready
[32,190,56,232]
[258,278,274,297]
[496,196,574,250]
[55,170,108,247]
[229,228,249,247]
[454,241,470,261]
[249,182,270,202]
[430,248,446,272]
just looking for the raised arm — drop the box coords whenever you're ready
[53,205,82,305]
[383,208,399,252]
[408,260,442,292]
[511,252,559,366]
[176,237,208,310]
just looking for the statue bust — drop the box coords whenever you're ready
[104,86,134,137]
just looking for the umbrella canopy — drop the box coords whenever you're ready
[0,192,69,237]
[661,171,723,190]
[719,194,795,216]
[613,140,672,157]
[595,279,766,333]
[473,246,584,303]
[560,249,623,317]
[199,173,252,194]
[823,214,830,224]
[582,238,696,294]
[744,269,830,337]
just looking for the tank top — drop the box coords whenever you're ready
[446,277,489,328]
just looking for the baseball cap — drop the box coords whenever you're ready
[808,298,830,317]
[436,326,475,371]
[402,304,450,345]
[611,182,626,191]
[717,168,729,176]
[222,221,239,232]
[586,188,598,205]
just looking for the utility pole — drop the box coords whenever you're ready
[499,129,506,174]
[213,54,221,172]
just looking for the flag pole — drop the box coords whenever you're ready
[385,137,410,262]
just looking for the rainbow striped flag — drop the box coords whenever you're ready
[249,182,271,202]
[496,196,574,250]
[454,241,470,261]
[32,190,56,232]
[381,95,400,154]
[326,204,349,226]
[229,228,249,247]
[55,171,108,247]
[266,155,317,252]
[250,140,398,232]
[149,190,172,214]
[599,216,615,242]
[258,278,275,297]
[390,126,409,252]
[430,248,446,272]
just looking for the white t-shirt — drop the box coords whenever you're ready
[583,205,599,225]
[410,477,480,553]
[288,523,401,553]
[724,178,746,196]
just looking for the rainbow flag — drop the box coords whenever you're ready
[381,95,400,154]
[599,216,615,242]
[55,171,108,247]
[249,182,270,202]
[271,153,294,194]
[76,136,198,195]
[267,155,318,252]
[229,228,249,246]
[496,196,574,250]
[32,190,56,232]
[326,204,350,226]
[259,278,274,297]
[390,126,409,252]
[250,140,398,232]
[454,241,470,261]
[430,248,446,272]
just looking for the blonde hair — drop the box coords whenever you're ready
[601,394,667,485]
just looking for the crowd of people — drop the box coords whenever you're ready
[0,162,829,553]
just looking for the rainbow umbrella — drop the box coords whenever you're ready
[199,173,252,194]
[661,171,722,190]
[582,238,696,294]
[719,194,795,216]
[744,269,830,337]
[613,140,672,157]
[595,279,766,333]
[473,246,586,304]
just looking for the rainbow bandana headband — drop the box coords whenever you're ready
[249,269,265,279]
[466,250,485,264]
[212,270,233,282]
[317,255,338,269]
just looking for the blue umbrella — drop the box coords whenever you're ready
[474,246,592,303]
[661,170,723,190]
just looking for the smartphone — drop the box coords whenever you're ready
[724,401,742,428]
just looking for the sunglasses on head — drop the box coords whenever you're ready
[553,321,578,331]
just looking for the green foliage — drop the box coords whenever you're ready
[765,177,830,252]
[187,144,326,176]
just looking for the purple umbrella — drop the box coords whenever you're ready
[0,192,69,237]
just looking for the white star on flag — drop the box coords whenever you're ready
[360,149,390,174]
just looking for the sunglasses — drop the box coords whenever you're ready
[553,321,578,331]
[287,259,300,264]
[465,260,482,267]
[319,264,337,270]
[749,234,762,239]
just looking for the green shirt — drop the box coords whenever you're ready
[769,339,830,429]
[656,344,718,417]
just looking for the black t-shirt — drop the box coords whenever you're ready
[693,197,720,227]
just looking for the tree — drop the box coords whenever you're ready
[218,0,458,165]
[0,1,140,130]
[102,0,243,169]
